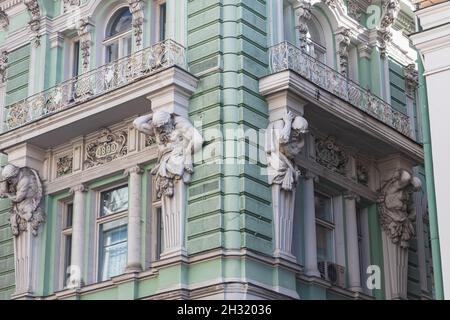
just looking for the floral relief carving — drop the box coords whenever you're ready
[315,136,348,174]
[127,0,145,49]
[56,155,73,178]
[63,0,80,13]
[404,64,419,96]
[379,0,400,56]
[337,28,351,77]
[294,1,312,51]
[24,0,42,47]
[85,128,128,168]
[0,50,8,84]
[0,8,9,31]
[0,164,45,236]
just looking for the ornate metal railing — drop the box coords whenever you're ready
[4,39,187,131]
[269,42,412,138]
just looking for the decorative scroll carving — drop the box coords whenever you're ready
[294,1,312,51]
[56,155,73,177]
[63,0,80,13]
[315,136,348,174]
[0,164,45,236]
[379,0,400,57]
[133,111,203,199]
[404,64,419,96]
[0,51,7,84]
[266,111,309,191]
[77,18,92,73]
[85,128,128,168]
[378,169,421,248]
[24,0,41,47]
[337,28,351,77]
[357,163,369,186]
[127,0,144,49]
[347,0,363,21]
[0,8,9,31]
[145,134,156,147]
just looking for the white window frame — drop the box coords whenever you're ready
[156,0,167,42]
[94,183,129,282]
[315,190,336,263]
[103,7,134,64]
[58,200,74,290]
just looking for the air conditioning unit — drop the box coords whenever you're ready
[318,261,345,288]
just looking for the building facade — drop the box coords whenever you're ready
[0,0,439,300]
[411,0,450,300]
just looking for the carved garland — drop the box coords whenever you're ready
[127,0,144,49]
[337,28,351,77]
[77,18,92,72]
[24,0,41,47]
[0,8,9,31]
[85,128,128,168]
[0,50,8,84]
[404,64,419,97]
[379,0,400,57]
[295,1,312,52]
[63,0,81,13]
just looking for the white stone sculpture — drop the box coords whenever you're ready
[266,111,308,191]
[0,164,45,236]
[0,50,8,83]
[133,111,203,258]
[378,169,421,248]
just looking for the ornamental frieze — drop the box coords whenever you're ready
[56,154,73,178]
[315,136,348,175]
[85,128,128,168]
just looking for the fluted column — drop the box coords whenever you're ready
[303,171,320,277]
[344,192,362,292]
[69,184,88,287]
[124,165,143,272]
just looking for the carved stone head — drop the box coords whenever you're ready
[2,164,20,182]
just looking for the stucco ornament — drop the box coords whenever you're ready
[24,0,41,47]
[0,164,45,237]
[133,111,203,198]
[127,0,145,49]
[378,169,421,248]
[294,1,312,51]
[266,111,309,191]
[337,28,351,77]
[0,8,9,31]
[0,50,8,83]
[379,0,400,56]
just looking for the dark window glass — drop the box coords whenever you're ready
[100,186,129,217]
[159,3,167,41]
[106,8,132,38]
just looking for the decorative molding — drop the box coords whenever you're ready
[127,0,145,49]
[0,50,8,84]
[266,111,308,191]
[378,169,421,248]
[56,154,73,178]
[0,164,45,236]
[145,134,156,147]
[379,0,400,57]
[0,8,9,31]
[84,128,128,169]
[336,28,351,77]
[315,136,348,175]
[77,18,93,73]
[69,184,88,194]
[347,0,364,22]
[294,1,312,51]
[394,10,415,35]
[24,0,42,47]
[123,165,144,177]
[62,0,81,13]
[404,63,419,96]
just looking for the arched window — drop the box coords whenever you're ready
[306,18,326,63]
[104,7,133,63]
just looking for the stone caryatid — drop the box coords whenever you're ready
[266,110,308,261]
[378,169,421,248]
[0,164,45,237]
[133,111,203,258]
[266,111,309,191]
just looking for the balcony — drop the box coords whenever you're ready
[3,39,187,132]
[268,42,412,139]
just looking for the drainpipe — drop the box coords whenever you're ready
[417,57,444,300]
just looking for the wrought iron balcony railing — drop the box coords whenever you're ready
[4,39,187,131]
[269,42,412,138]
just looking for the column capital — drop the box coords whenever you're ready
[124,165,144,177]
[301,169,319,182]
[344,191,360,202]
[69,184,88,194]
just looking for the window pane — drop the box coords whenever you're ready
[72,41,80,77]
[107,8,132,38]
[157,207,163,258]
[316,224,333,262]
[65,203,73,229]
[106,43,119,63]
[100,185,128,216]
[99,219,128,281]
[123,36,132,57]
[159,3,167,41]
[64,235,72,286]
[315,193,333,222]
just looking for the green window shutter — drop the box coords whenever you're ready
[388,58,407,114]
[5,44,31,106]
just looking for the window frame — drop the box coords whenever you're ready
[314,190,336,263]
[103,7,134,64]
[59,200,74,290]
[94,182,129,282]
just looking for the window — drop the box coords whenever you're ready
[104,8,133,63]
[97,185,129,281]
[159,2,167,41]
[306,18,326,63]
[72,40,80,78]
[62,202,73,287]
[315,192,335,262]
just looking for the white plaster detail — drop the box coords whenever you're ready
[24,0,41,47]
